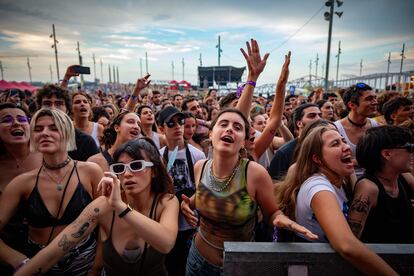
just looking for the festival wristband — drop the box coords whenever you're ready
[236,81,256,98]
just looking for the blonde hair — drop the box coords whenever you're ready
[30,108,77,152]
[275,125,334,219]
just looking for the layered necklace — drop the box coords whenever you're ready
[42,157,72,191]
[208,159,240,192]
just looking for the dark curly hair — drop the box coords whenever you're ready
[36,84,72,112]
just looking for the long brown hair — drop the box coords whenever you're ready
[275,125,333,219]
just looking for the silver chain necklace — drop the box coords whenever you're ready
[43,163,72,191]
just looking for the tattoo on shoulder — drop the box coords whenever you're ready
[350,195,371,214]
[58,234,76,252]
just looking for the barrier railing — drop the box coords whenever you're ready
[224,242,414,276]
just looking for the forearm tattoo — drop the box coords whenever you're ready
[348,195,371,237]
[70,207,100,238]
[58,234,76,252]
[348,219,363,237]
[350,195,371,213]
[71,222,90,239]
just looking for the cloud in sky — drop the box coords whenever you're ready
[0,0,412,85]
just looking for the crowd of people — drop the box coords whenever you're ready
[0,39,413,275]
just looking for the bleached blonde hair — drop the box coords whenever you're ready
[30,108,76,152]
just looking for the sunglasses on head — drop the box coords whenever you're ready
[110,160,154,175]
[396,143,414,153]
[166,117,185,128]
[353,83,369,91]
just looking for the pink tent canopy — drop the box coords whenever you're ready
[0,80,38,92]
[179,80,191,89]
[0,80,15,90]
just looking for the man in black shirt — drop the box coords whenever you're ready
[268,103,321,180]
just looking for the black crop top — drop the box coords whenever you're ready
[26,162,93,228]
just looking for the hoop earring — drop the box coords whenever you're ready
[239,147,247,158]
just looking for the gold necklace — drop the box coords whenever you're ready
[208,160,240,192]
[43,163,72,191]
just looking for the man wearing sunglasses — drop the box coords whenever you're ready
[158,106,205,276]
[334,83,379,178]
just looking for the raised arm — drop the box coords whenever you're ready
[312,190,396,275]
[253,52,290,158]
[60,65,80,88]
[237,39,269,118]
[14,198,103,275]
[98,172,179,254]
[272,124,294,150]
[124,74,151,112]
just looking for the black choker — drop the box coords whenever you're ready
[43,157,72,170]
[347,116,367,128]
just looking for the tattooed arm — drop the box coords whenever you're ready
[348,179,379,239]
[14,197,108,276]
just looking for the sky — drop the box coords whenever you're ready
[0,0,413,86]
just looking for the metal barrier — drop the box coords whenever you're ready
[224,242,414,276]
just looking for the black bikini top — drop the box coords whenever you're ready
[26,162,93,228]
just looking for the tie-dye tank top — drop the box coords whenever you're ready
[195,159,257,249]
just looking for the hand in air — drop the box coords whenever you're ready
[97,172,122,209]
[64,65,81,78]
[135,73,151,91]
[279,52,291,84]
[240,39,270,80]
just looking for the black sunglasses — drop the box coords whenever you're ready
[166,117,185,128]
[396,143,414,153]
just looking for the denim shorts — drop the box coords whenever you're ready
[185,239,223,276]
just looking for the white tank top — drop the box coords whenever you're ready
[90,122,100,148]
[151,131,161,149]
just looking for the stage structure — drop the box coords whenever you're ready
[198,66,245,89]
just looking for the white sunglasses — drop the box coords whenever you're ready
[110,160,154,175]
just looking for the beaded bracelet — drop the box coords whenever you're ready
[236,81,256,98]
